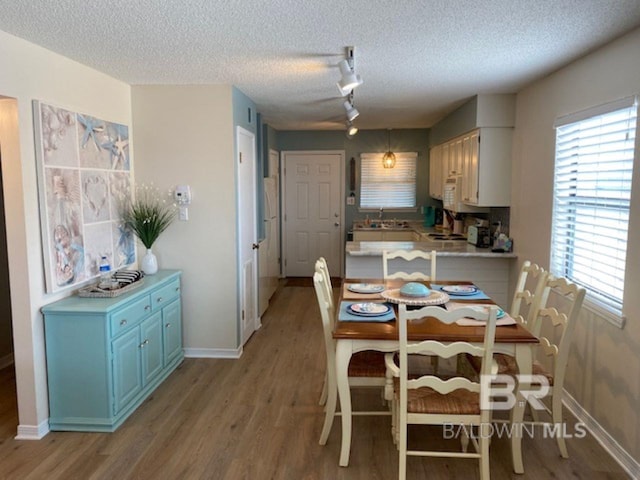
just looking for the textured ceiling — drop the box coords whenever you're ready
[1,0,640,130]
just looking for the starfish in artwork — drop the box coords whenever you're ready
[114,135,129,169]
[77,114,105,151]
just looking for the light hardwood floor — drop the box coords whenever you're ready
[0,282,630,479]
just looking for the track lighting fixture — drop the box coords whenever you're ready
[336,46,363,96]
[344,92,359,122]
[382,129,396,168]
[347,123,358,136]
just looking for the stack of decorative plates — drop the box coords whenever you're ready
[347,283,385,294]
[346,302,392,317]
[440,285,478,296]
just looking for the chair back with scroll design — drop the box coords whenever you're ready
[510,261,550,332]
[394,303,498,480]
[312,270,389,447]
[382,249,437,281]
[532,275,585,458]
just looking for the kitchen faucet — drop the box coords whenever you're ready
[379,207,383,220]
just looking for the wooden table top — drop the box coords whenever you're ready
[334,279,538,344]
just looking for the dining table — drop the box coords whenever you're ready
[333,278,539,473]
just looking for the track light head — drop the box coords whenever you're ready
[343,100,360,121]
[336,48,363,96]
[347,123,358,136]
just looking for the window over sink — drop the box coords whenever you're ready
[360,152,417,209]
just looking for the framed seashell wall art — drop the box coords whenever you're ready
[33,100,136,293]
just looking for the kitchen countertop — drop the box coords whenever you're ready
[348,223,515,258]
[346,240,517,258]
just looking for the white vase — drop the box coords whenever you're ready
[141,248,158,275]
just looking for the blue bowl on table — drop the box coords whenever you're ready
[399,282,431,298]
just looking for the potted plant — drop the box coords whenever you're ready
[121,184,176,274]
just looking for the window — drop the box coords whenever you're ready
[551,97,637,323]
[360,152,417,209]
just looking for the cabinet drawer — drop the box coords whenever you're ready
[151,279,181,311]
[110,296,152,337]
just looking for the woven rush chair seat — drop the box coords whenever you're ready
[466,354,555,386]
[349,350,388,377]
[393,377,481,415]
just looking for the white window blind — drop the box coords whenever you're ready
[360,152,417,208]
[550,97,637,320]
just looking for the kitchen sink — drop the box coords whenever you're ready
[424,233,467,241]
[353,220,411,230]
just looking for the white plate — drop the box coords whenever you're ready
[381,289,450,306]
[347,303,391,316]
[347,283,385,294]
[441,285,478,296]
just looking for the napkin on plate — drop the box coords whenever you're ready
[338,301,396,322]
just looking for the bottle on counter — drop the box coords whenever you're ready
[99,256,111,288]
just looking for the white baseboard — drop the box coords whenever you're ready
[15,419,49,440]
[183,347,242,359]
[563,389,638,479]
[0,352,14,370]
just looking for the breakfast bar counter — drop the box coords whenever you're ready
[345,240,517,307]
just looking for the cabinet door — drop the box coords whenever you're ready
[163,299,183,366]
[429,145,442,199]
[441,143,450,187]
[450,138,463,177]
[112,328,143,414]
[461,131,480,204]
[353,231,383,241]
[141,312,163,385]
[382,231,415,241]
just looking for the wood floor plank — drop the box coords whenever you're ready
[0,282,631,479]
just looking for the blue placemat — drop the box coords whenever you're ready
[430,284,491,300]
[338,301,396,322]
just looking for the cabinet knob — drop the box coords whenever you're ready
[175,287,180,292]
[139,339,149,348]
[165,323,171,328]
[144,305,151,310]
[120,319,127,326]
[157,297,163,303]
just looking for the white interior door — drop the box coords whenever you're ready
[282,151,344,277]
[237,127,259,346]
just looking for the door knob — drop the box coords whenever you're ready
[252,243,259,250]
[334,222,340,227]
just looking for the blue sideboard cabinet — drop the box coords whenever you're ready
[42,270,184,432]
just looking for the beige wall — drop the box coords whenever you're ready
[0,30,131,434]
[131,85,239,353]
[511,27,640,461]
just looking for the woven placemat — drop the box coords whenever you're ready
[77,278,145,298]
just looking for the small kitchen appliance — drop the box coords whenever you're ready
[467,225,491,248]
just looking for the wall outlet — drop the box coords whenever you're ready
[346,196,355,205]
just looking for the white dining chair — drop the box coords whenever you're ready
[315,257,334,406]
[387,303,498,480]
[382,250,437,281]
[312,271,390,446]
[466,273,585,459]
[510,261,550,330]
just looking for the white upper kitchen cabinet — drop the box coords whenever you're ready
[461,128,512,207]
[429,144,442,199]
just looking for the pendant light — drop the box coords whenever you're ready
[382,129,396,168]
